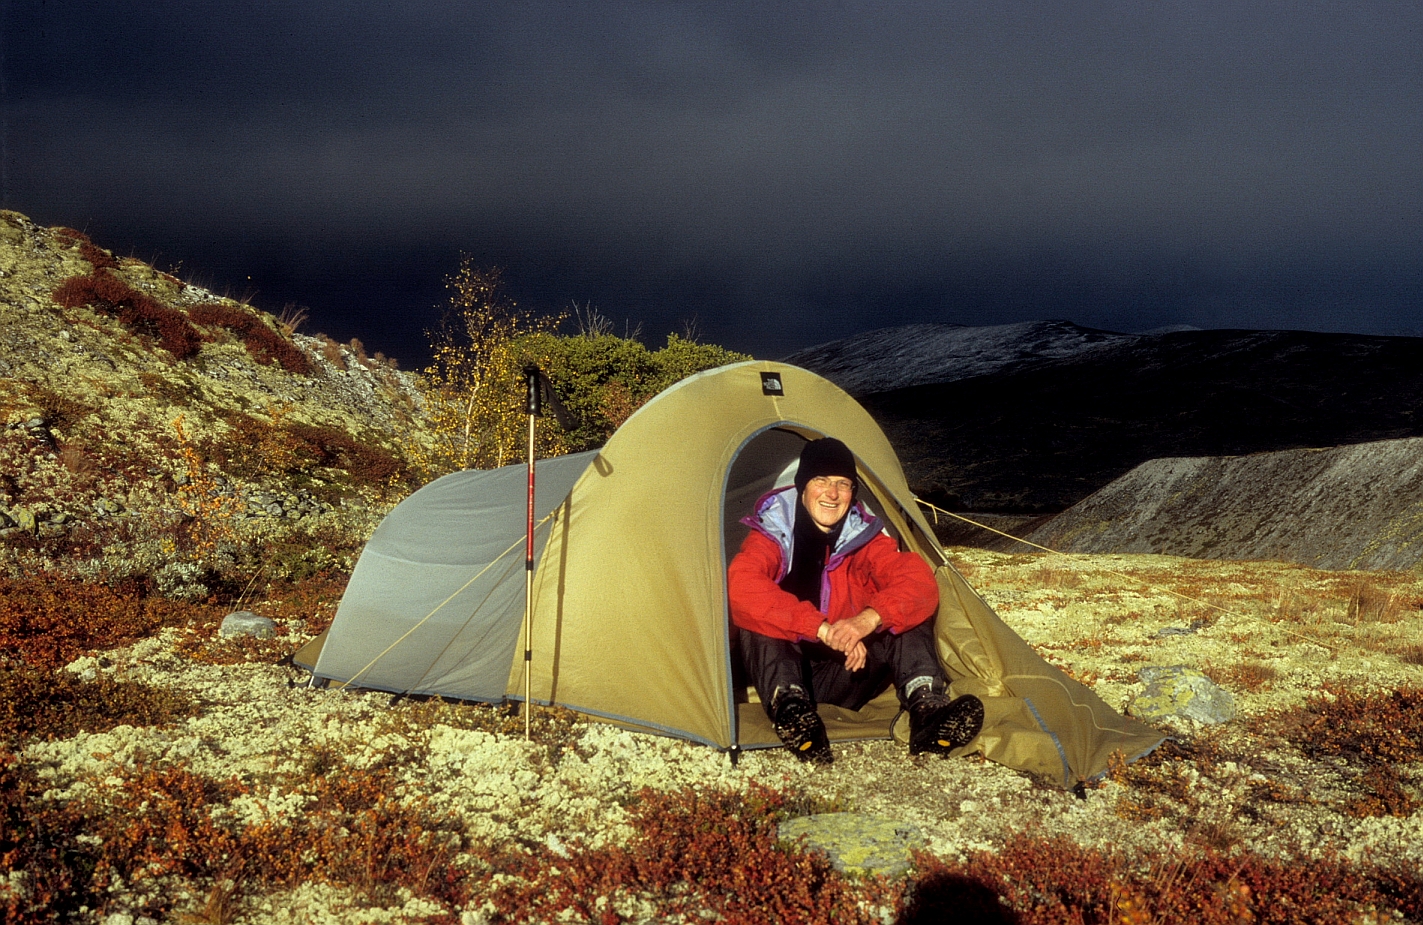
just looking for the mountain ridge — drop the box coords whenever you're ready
[781,319,1130,396]
[792,323,1423,517]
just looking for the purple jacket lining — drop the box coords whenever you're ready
[741,485,885,621]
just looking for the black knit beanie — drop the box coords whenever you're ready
[793,437,858,496]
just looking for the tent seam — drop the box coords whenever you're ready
[1022,696,1074,787]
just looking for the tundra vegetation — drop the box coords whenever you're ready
[1,212,1420,923]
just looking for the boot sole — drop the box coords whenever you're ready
[909,694,984,756]
[774,703,833,764]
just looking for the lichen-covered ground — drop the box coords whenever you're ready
[5,550,1419,923]
[1,209,425,597]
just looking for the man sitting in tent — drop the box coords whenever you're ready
[728,437,984,763]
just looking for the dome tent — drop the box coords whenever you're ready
[295,361,1162,786]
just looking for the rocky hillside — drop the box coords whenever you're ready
[1022,437,1423,571]
[0,209,431,595]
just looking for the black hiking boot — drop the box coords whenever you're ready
[907,687,984,756]
[771,687,832,764]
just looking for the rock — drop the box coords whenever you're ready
[219,611,277,639]
[777,813,925,877]
[0,509,15,529]
[1131,666,1236,724]
[23,423,57,451]
[1026,436,1423,571]
[1154,618,1209,638]
[94,498,125,515]
[13,507,38,534]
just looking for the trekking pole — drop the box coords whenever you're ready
[523,367,540,741]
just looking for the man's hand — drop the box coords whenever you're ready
[818,609,881,672]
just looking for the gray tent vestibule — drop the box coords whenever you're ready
[295,361,1162,786]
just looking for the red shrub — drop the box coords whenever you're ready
[294,769,469,907]
[188,302,312,373]
[909,835,1420,925]
[49,762,467,920]
[79,241,119,270]
[1272,687,1423,817]
[0,751,102,924]
[481,784,890,924]
[0,574,218,671]
[207,413,405,489]
[52,272,204,359]
[0,666,197,744]
[81,763,246,886]
[1292,686,1423,766]
[286,421,405,486]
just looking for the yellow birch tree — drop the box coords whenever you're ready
[408,261,568,479]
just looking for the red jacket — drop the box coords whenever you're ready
[727,487,939,643]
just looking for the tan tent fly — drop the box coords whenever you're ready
[294,361,1162,786]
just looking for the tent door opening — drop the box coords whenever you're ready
[721,426,908,749]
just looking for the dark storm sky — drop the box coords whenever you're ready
[4,1,1420,364]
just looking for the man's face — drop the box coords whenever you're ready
[801,476,854,533]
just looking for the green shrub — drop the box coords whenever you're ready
[511,330,751,453]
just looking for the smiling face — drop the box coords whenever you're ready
[801,475,854,533]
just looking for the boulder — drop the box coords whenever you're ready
[1130,666,1235,724]
[1154,618,1208,638]
[13,507,38,534]
[220,611,277,639]
[777,813,925,877]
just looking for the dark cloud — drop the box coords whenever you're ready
[5,1,1420,363]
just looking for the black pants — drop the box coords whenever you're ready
[739,620,947,716]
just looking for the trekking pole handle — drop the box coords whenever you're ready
[524,366,542,416]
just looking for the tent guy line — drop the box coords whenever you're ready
[916,500,1342,653]
[333,524,547,692]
